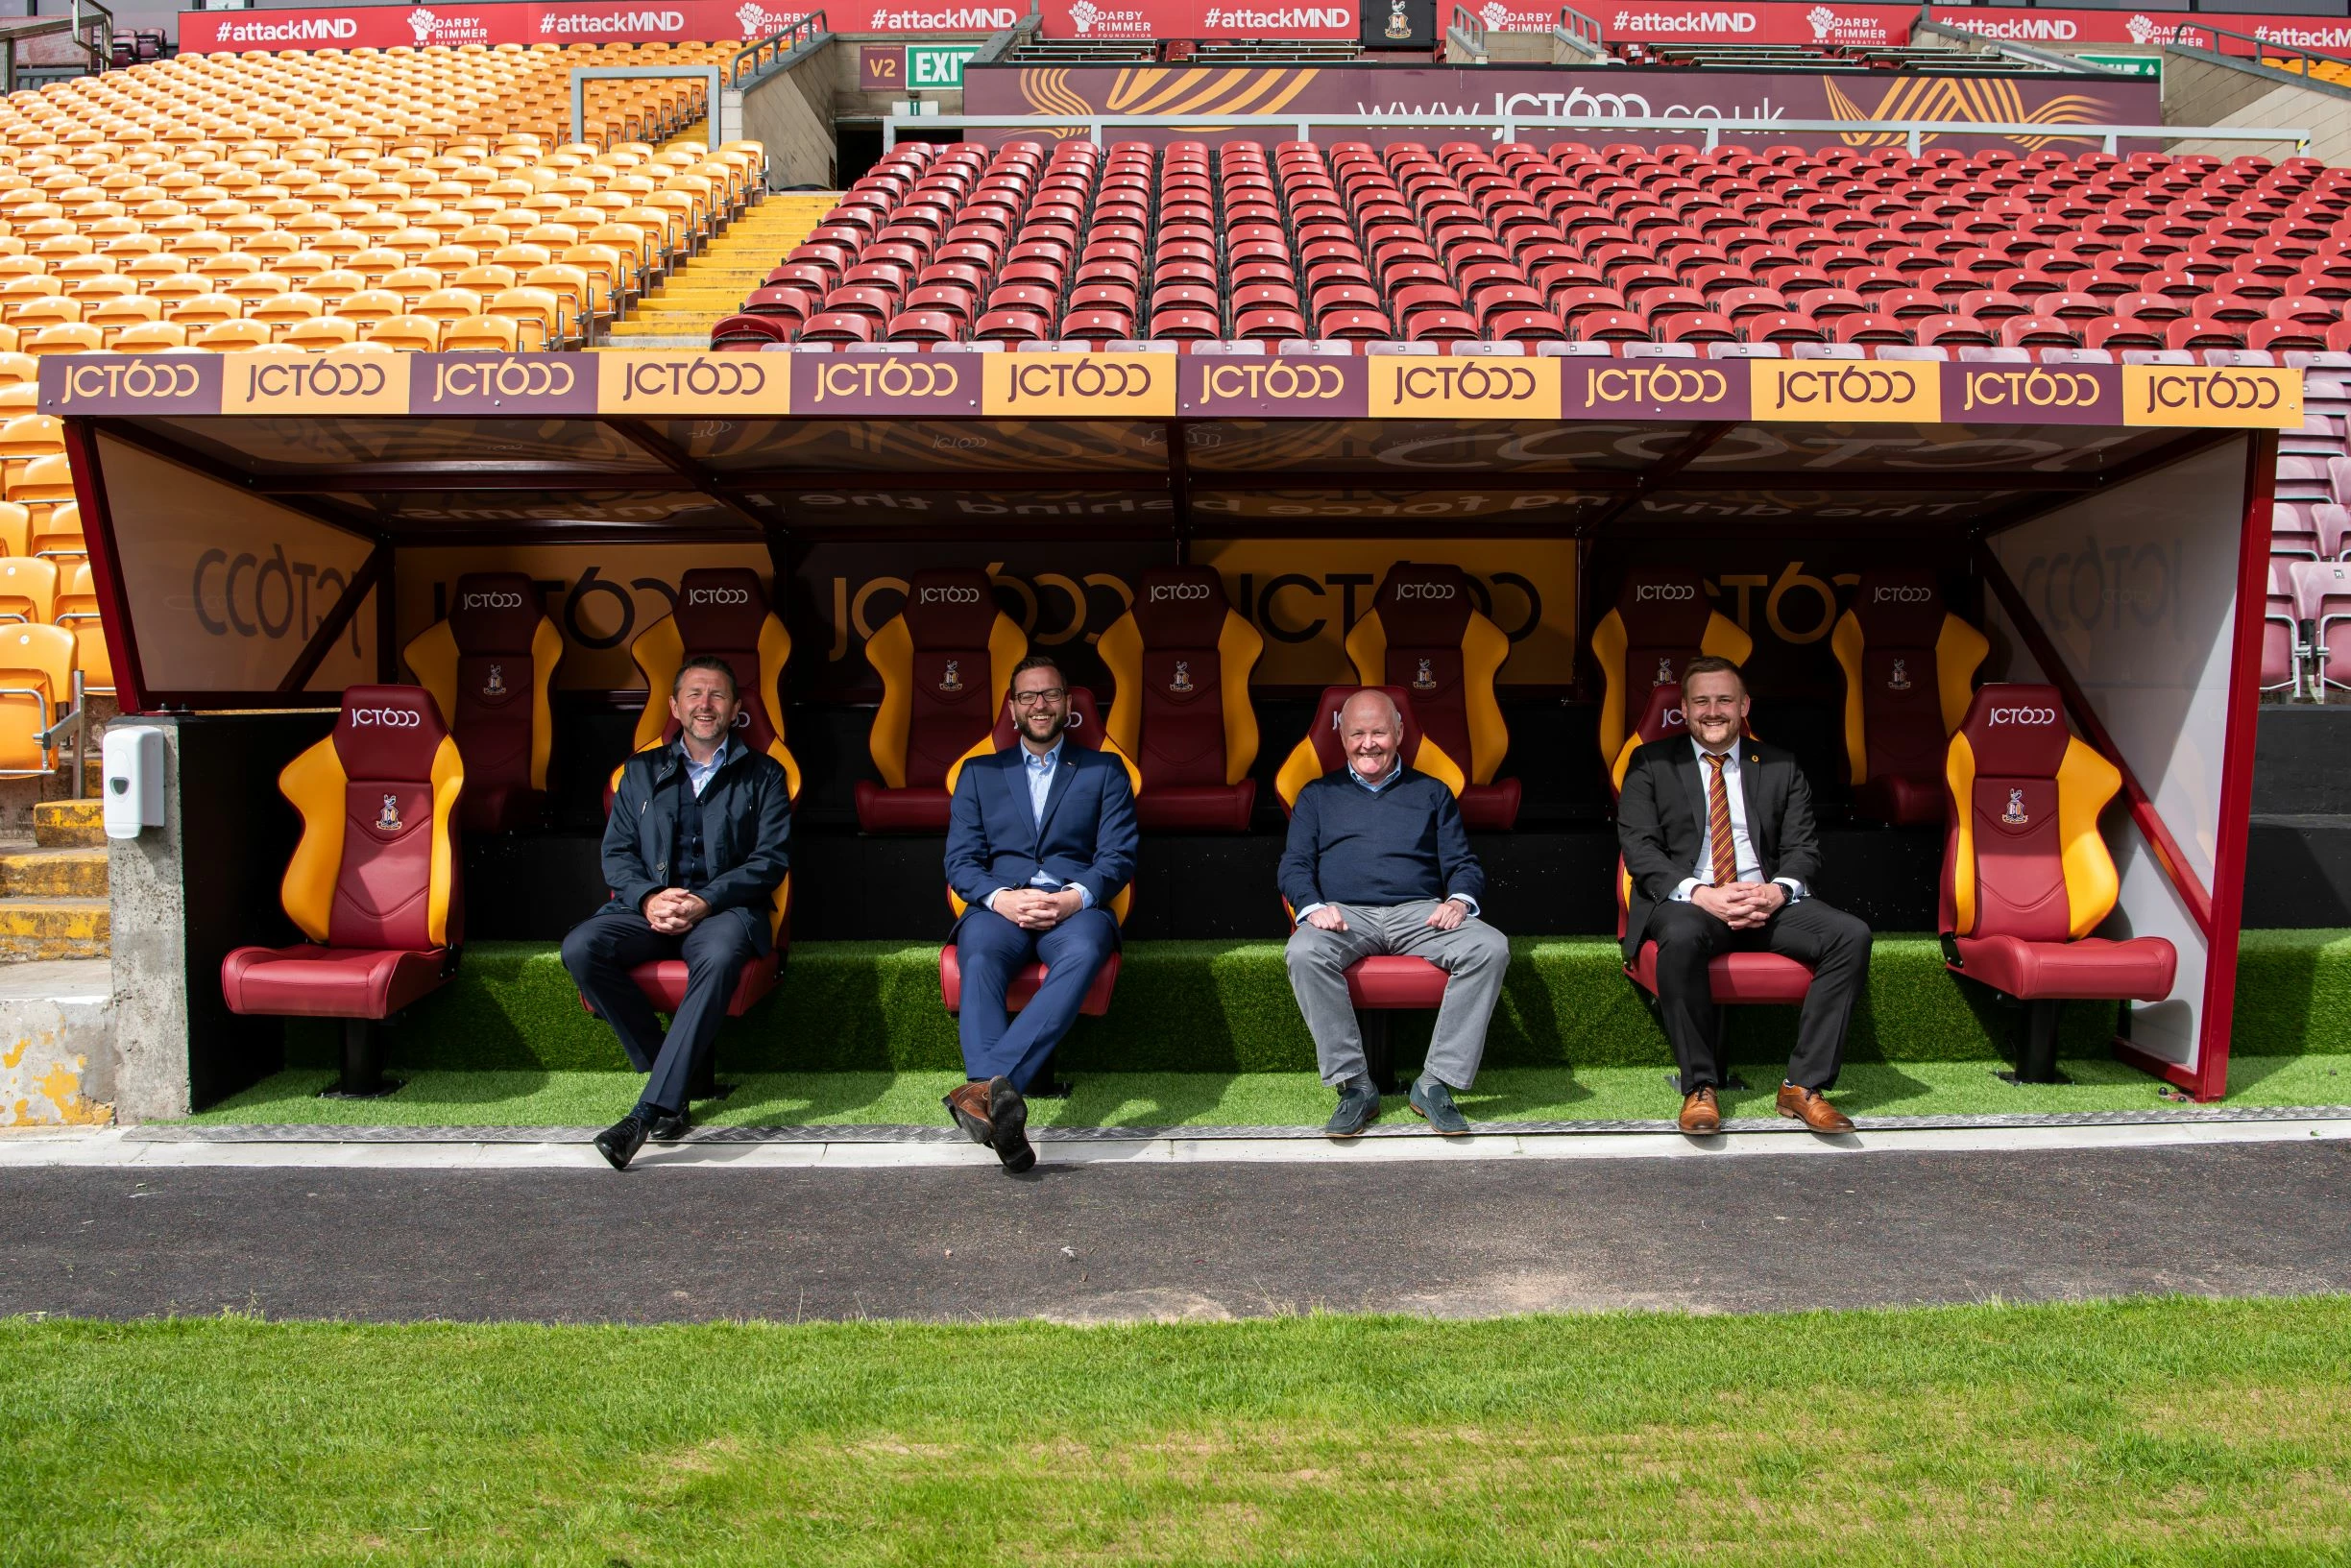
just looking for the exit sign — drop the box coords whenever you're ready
[908,44,978,88]
[2078,53,2161,81]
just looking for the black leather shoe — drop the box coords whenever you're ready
[647,1108,691,1143]
[1325,1079,1381,1138]
[594,1115,647,1170]
[987,1075,1034,1174]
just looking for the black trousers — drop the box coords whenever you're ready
[1644,896,1871,1094]
[561,901,761,1116]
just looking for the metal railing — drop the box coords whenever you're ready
[727,11,827,87]
[889,110,2317,156]
[2170,20,2351,80]
[1557,5,1608,58]
[1446,3,1486,62]
[570,64,723,153]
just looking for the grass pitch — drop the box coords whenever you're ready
[5,1297,2349,1565]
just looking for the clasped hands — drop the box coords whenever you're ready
[1303,896,1469,934]
[642,887,711,935]
[1691,880,1787,930]
[991,886,1088,931]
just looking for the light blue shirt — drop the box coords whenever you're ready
[1294,757,1479,925]
[680,734,743,799]
[986,738,1095,915]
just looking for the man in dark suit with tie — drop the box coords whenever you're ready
[1616,656,1870,1136]
[941,654,1138,1172]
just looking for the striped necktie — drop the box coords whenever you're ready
[1706,751,1737,887]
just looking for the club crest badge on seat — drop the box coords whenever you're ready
[2001,787,2028,826]
[1168,659,1193,694]
[1888,657,1910,691]
[937,659,962,694]
[481,663,505,699]
[1413,657,1437,690]
[376,793,402,832]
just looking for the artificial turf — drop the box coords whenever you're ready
[186,1053,2351,1128]
[7,1297,2351,1565]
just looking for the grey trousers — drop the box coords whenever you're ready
[1284,901,1511,1090]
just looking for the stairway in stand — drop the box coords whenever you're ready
[0,800,106,960]
[596,183,837,351]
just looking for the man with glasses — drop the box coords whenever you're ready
[941,653,1138,1173]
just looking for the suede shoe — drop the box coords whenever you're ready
[943,1080,996,1148]
[594,1115,647,1171]
[1324,1079,1380,1138]
[647,1108,691,1143]
[1409,1078,1471,1137]
[1679,1086,1722,1135]
[1778,1083,1855,1133]
[988,1075,1035,1174]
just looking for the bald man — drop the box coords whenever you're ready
[1280,688,1508,1138]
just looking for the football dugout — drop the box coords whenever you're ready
[46,345,2295,1108]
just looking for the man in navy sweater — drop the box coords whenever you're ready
[1280,688,1509,1137]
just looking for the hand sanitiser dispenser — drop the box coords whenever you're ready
[102,727,165,840]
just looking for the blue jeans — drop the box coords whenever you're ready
[953,905,1118,1092]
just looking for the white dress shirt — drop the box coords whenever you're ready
[1669,738,1806,905]
[680,734,742,798]
[986,736,1095,915]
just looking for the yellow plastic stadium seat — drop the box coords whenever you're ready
[441,314,518,353]
[0,556,58,622]
[365,314,439,352]
[0,502,33,558]
[0,622,78,775]
[109,322,189,353]
[196,319,274,350]
[31,499,85,562]
[21,324,98,356]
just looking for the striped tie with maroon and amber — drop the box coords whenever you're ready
[1706,752,1737,887]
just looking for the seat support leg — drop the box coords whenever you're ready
[319,1018,401,1099]
[1357,1007,1396,1096]
[1998,999,2067,1086]
[687,1050,734,1103]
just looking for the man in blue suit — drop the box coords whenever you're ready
[942,653,1138,1173]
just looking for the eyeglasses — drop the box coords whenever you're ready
[1009,688,1067,709]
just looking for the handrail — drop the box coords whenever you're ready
[1446,3,1486,62]
[892,110,2315,156]
[2169,19,2351,73]
[727,10,827,88]
[69,0,113,75]
[1559,5,1605,51]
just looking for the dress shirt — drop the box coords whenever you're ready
[680,734,743,799]
[986,736,1096,915]
[1294,758,1482,925]
[1670,737,1806,905]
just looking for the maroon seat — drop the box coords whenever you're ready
[620,566,799,808]
[1941,685,2178,1081]
[1610,682,1816,1006]
[855,567,1026,832]
[1829,567,1989,826]
[1344,954,1450,1009]
[222,685,464,1096]
[400,571,560,832]
[1345,563,1520,831]
[1096,566,1264,832]
[939,947,1122,1017]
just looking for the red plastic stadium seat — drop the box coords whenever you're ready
[710,312,790,350]
[1097,566,1265,832]
[1940,685,2177,1078]
[2291,559,2351,695]
[1344,954,1449,1008]
[856,568,1028,832]
[400,571,562,832]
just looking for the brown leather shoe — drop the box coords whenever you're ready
[943,1080,995,1147]
[1778,1083,1854,1133]
[1678,1086,1721,1135]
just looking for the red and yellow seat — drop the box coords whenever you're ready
[1941,685,2177,1079]
[1588,566,1752,769]
[1610,681,1814,1006]
[220,685,464,1033]
[855,567,1026,832]
[938,685,1135,1021]
[1830,567,1989,826]
[401,570,562,833]
[1095,565,1263,832]
[1274,683,1466,816]
[1345,562,1519,830]
[607,565,796,1015]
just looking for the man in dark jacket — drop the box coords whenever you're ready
[1616,655,1870,1136]
[563,655,791,1169]
[1280,688,1508,1139]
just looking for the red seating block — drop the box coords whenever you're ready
[939,946,1121,1016]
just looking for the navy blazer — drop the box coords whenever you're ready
[944,742,1137,933]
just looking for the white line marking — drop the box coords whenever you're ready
[3,1118,2347,1171]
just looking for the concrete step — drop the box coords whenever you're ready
[0,844,106,899]
[34,800,101,849]
[0,956,111,1125]
[0,897,108,960]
